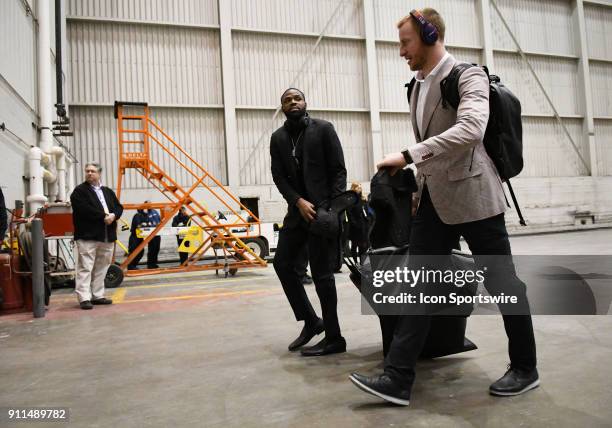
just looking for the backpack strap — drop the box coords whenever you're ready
[440,63,478,110]
[405,78,417,105]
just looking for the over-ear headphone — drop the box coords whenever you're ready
[410,9,439,45]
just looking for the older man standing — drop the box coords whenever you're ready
[70,162,123,309]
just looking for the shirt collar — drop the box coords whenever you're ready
[415,51,450,83]
[90,182,102,191]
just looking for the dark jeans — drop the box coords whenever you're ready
[273,223,342,340]
[385,187,537,387]
[128,234,161,268]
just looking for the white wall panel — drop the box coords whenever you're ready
[594,120,612,175]
[71,106,226,190]
[67,21,222,105]
[590,62,612,117]
[493,52,581,117]
[233,33,368,109]
[377,44,482,111]
[1,0,36,109]
[585,4,612,60]
[491,0,576,56]
[231,0,364,36]
[521,117,587,177]
[67,0,219,26]
[380,113,414,155]
[237,110,370,186]
[374,0,480,47]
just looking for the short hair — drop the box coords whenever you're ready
[397,8,446,42]
[281,88,306,103]
[85,162,102,173]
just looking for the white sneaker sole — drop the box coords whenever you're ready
[489,378,540,396]
[349,375,410,406]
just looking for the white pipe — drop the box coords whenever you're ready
[66,157,75,198]
[27,147,48,214]
[37,0,53,155]
[50,146,66,201]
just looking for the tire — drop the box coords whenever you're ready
[242,237,268,258]
[105,264,124,288]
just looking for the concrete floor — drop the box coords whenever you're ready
[1,229,611,427]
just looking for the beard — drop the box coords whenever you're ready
[284,107,307,121]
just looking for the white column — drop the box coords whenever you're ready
[218,0,240,188]
[363,0,383,174]
[477,0,496,70]
[573,0,598,176]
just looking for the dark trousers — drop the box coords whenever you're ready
[273,223,342,340]
[176,237,188,264]
[385,187,537,387]
[128,234,161,268]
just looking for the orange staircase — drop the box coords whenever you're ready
[113,101,267,276]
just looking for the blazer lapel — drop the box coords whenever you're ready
[410,82,421,142]
[420,55,456,139]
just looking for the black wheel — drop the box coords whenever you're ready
[228,268,238,276]
[242,237,268,258]
[104,264,124,288]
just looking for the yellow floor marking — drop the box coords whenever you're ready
[118,288,276,304]
[127,276,252,290]
[112,287,128,303]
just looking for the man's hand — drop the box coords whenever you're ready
[104,213,116,225]
[296,198,316,223]
[376,152,408,175]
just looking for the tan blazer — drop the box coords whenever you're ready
[406,54,507,225]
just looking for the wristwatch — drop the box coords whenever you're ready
[401,149,413,165]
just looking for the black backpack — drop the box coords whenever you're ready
[406,64,526,226]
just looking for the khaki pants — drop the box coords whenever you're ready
[75,240,114,302]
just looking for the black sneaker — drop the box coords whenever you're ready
[91,297,113,305]
[79,300,93,310]
[349,373,411,406]
[288,319,324,351]
[489,366,540,396]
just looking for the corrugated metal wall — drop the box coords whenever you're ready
[233,33,368,109]
[594,120,612,175]
[590,61,612,118]
[61,0,612,201]
[1,0,37,109]
[492,0,576,56]
[380,113,414,155]
[231,0,364,36]
[71,106,226,189]
[521,117,587,177]
[493,52,581,117]
[584,3,612,60]
[68,21,222,105]
[67,0,219,26]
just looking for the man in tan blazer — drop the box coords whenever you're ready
[349,8,538,406]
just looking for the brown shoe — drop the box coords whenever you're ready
[91,297,113,305]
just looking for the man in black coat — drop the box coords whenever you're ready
[70,162,123,309]
[270,88,348,356]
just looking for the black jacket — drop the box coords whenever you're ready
[70,182,123,242]
[270,118,347,229]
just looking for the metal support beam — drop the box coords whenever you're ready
[218,0,240,187]
[477,0,496,70]
[573,0,599,176]
[363,0,382,173]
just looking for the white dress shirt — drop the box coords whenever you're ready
[415,51,450,136]
[91,183,110,214]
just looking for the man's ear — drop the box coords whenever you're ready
[304,102,308,111]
